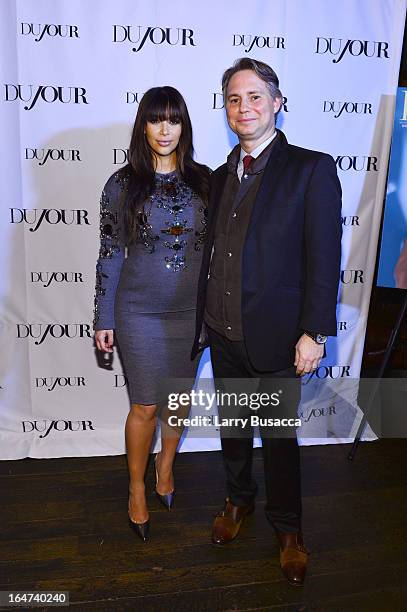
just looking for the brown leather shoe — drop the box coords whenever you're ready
[276,531,309,586]
[212,499,255,545]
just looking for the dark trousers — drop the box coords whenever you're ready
[207,326,302,533]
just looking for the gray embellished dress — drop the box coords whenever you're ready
[93,168,206,404]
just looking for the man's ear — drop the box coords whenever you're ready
[273,95,283,114]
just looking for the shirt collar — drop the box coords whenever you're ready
[239,131,278,162]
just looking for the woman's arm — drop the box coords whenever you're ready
[93,173,126,338]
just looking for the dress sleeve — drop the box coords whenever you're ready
[93,174,126,330]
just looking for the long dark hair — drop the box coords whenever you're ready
[121,86,210,242]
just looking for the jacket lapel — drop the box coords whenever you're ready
[197,164,228,291]
[207,164,228,239]
[247,130,290,230]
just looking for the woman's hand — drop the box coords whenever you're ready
[95,329,114,353]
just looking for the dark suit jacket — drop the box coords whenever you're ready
[192,130,342,372]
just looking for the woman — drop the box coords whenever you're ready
[94,86,209,542]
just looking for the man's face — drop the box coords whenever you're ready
[225,69,281,148]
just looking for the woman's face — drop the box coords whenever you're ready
[145,118,182,160]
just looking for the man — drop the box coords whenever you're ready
[191,57,342,586]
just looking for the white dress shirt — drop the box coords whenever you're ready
[237,131,278,181]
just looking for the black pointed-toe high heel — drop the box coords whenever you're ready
[154,452,175,510]
[156,489,175,510]
[128,516,150,542]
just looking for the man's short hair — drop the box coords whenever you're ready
[222,57,283,102]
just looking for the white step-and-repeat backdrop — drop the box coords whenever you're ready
[0,0,405,458]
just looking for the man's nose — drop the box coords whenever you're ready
[239,98,250,112]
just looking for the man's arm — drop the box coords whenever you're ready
[296,154,342,374]
[300,153,342,335]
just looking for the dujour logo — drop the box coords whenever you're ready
[113,149,129,165]
[335,156,378,171]
[232,34,285,53]
[341,215,359,227]
[31,272,84,288]
[22,419,94,438]
[113,25,195,52]
[4,84,88,111]
[10,208,90,232]
[35,376,86,391]
[299,405,337,423]
[25,148,81,165]
[212,94,225,110]
[340,270,364,284]
[17,323,92,345]
[126,91,144,104]
[323,101,372,119]
[316,37,389,63]
[304,365,351,382]
[114,374,128,387]
[21,23,79,42]
[212,93,289,111]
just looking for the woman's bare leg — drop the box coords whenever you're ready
[156,401,190,495]
[126,403,157,523]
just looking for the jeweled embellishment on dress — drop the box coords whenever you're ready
[93,261,107,327]
[137,211,159,253]
[99,190,120,259]
[194,205,207,251]
[139,173,201,271]
[165,253,186,271]
[161,181,193,271]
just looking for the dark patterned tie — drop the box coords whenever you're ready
[243,154,253,172]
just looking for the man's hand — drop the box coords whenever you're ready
[95,329,114,353]
[294,333,324,376]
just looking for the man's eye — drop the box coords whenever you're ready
[251,95,260,100]
[229,99,239,104]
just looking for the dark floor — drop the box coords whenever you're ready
[1,440,407,611]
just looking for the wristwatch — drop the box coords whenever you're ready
[303,331,327,344]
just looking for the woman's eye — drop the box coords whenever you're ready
[149,119,159,124]
[169,120,180,125]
